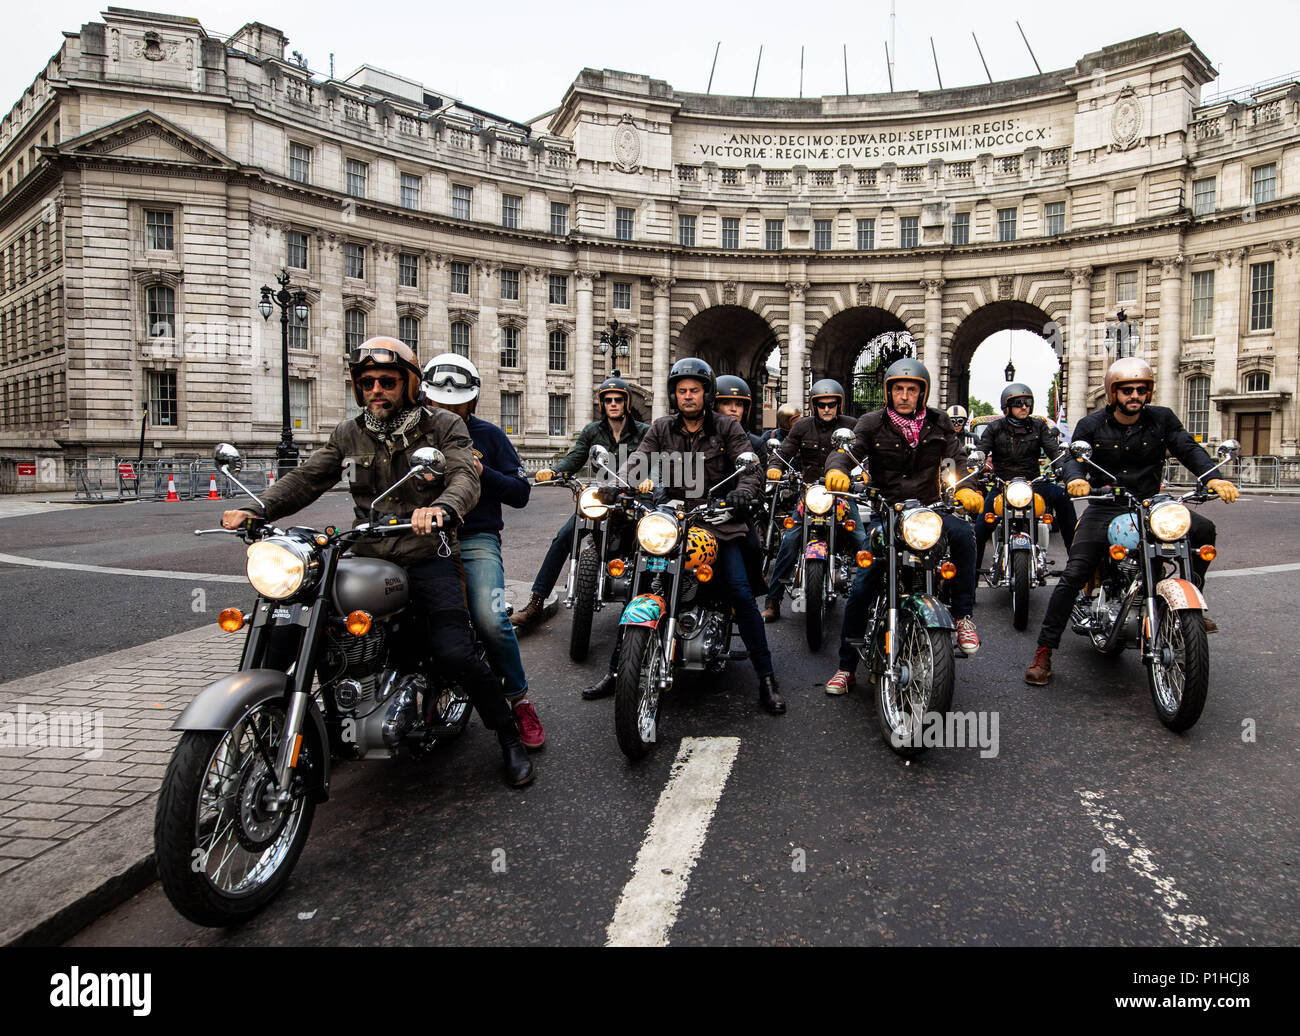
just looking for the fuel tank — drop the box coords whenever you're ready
[332,556,409,617]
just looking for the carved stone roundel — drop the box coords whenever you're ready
[612,118,641,172]
[1111,88,1142,151]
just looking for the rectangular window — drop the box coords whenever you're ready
[679,214,696,247]
[616,206,635,241]
[1186,376,1210,441]
[764,219,784,250]
[721,169,739,185]
[288,143,312,184]
[612,282,631,310]
[550,201,569,236]
[1252,164,1276,206]
[286,231,308,271]
[1115,270,1138,305]
[1190,270,1214,336]
[997,208,1017,242]
[144,210,173,251]
[549,274,567,305]
[548,329,568,371]
[289,378,310,430]
[500,325,520,368]
[502,193,522,229]
[500,393,520,435]
[450,261,470,295]
[1113,188,1137,224]
[147,370,177,427]
[548,394,568,436]
[344,242,365,279]
[399,252,419,288]
[450,321,471,357]
[856,218,875,250]
[814,219,833,250]
[500,268,520,301]
[1044,202,1065,237]
[345,309,366,349]
[398,315,419,350]
[951,212,970,245]
[721,217,740,249]
[452,184,472,221]
[1193,176,1216,216]
[287,305,309,350]
[345,158,367,199]
[1249,261,1274,331]
[899,216,919,249]
[146,285,175,338]
[400,172,421,210]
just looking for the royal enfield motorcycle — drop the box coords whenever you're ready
[980,456,1065,631]
[154,444,474,927]
[1066,438,1238,732]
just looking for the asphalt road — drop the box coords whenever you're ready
[2,487,1295,946]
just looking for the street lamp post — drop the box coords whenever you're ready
[259,269,309,475]
[1108,308,1140,359]
[598,318,630,374]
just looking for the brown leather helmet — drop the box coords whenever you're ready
[349,337,422,407]
[1104,356,1155,406]
[776,403,800,432]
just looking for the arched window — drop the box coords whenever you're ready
[1185,375,1210,441]
[450,321,471,357]
[548,329,568,371]
[398,315,419,350]
[146,284,175,338]
[1244,370,1270,393]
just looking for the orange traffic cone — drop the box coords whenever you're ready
[267,468,276,488]
[165,474,180,502]
[206,474,221,500]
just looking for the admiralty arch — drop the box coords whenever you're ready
[1,9,1297,483]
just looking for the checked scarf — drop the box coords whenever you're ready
[887,407,925,448]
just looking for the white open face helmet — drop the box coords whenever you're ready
[422,353,481,406]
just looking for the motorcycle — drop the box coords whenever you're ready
[758,459,799,581]
[978,455,1064,631]
[610,453,760,761]
[154,444,475,927]
[1066,438,1238,732]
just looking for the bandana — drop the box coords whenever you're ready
[887,408,925,448]
[1006,414,1030,431]
[364,405,423,450]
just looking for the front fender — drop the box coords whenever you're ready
[1155,577,1207,612]
[803,540,829,561]
[903,593,956,631]
[1009,533,1033,550]
[620,594,665,629]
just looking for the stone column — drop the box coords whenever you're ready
[524,266,549,437]
[920,277,945,397]
[1066,265,1093,428]
[476,260,500,431]
[574,268,598,426]
[651,277,674,419]
[1156,255,1184,412]
[786,281,810,411]
[1211,248,1247,442]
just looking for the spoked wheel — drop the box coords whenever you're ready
[1147,601,1210,732]
[154,703,316,927]
[804,559,827,651]
[614,626,664,761]
[875,612,955,758]
[1010,550,1031,631]
[569,541,600,662]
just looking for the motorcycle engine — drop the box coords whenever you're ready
[678,606,727,669]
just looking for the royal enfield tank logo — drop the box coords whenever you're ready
[1111,87,1143,151]
[612,116,641,172]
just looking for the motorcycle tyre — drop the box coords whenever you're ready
[1011,550,1031,631]
[875,613,955,760]
[614,626,661,762]
[1147,602,1210,733]
[804,559,827,651]
[568,541,600,663]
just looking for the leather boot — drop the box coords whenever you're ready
[510,593,546,631]
[758,674,786,714]
[761,597,782,622]
[1024,646,1053,686]
[498,725,535,787]
[582,671,617,700]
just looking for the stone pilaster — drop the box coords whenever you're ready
[651,276,674,419]
[785,280,810,411]
[920,277,946,397]
[1067,265,1093,428]
[574,268,598,432]
[1155,255,1184,412]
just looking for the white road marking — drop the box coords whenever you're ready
[0,501,82,520]
[0,551,244,583]
[1077,789,1218,947]
[1206,562,1300,579]
[606,736,741,947]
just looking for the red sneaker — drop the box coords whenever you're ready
[825,670,855,695]
[955,617,981,655]
[513,699,546,750]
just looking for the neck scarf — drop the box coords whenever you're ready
[364,405,423,450]
[887,407,925,447]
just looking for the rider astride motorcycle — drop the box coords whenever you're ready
[714,374,768,464]
[1024,356,1239,685]
[581,357,786,714]
[422,352,545,752]
[512,374,649,632]
[947,404,979,452]
[761,403,801,450]
[823,358,982,694]
[974,383,1079,575]
[761,379,863,622]
[221,338,534,786]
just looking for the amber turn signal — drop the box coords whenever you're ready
[695,564,713,583]
[346,610,373,636]
[855,550,874,568]
[1199,545,1217,562]
[783,517,796,530]
[607,558,626,577]
[1042,514,1054,525]
[1109,544,1127,561]
[984,512,997,523]
[842,519,857,532]
[217,608,244,633]
[939,562,956,580]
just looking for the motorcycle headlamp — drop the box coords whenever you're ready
[901,507,944,552]
[1005,479,1034,510]
[636,513,680,556]
[247,538,317,599]
[1148,501,1191,543]
[578,486,610,520]
[805,484,834,515]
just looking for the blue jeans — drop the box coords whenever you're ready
[976,482,1078,565]
[766,499,867,600]
[460,532,528,698]
[532,514,581,599]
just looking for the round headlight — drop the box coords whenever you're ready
[1148,501,1191,542]
[1005,479,1034,509]
[901,507,944,552]
[805,485,834,515]
[578,486,609,520]
[246,538,313,599]
[637,513,680,556]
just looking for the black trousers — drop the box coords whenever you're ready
[1036,505,1216,649]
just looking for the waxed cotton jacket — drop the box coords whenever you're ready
[978,415,1066,481]
[773,413,857,481]
[254,408,479,565]
[826,406,965,506]
[1063,405,1215,502]
[553,417,649,476]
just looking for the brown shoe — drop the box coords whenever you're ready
[761,597,781,622]
[510,593,546,631]
[1025,646,1053,686]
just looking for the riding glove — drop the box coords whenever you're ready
[1206,478,1239,503]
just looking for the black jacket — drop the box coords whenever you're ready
[1064,405,1216,502]
[774,414,857,481]
[979,415,1065,481]
[553,417,649,476]
[827,407,964,506]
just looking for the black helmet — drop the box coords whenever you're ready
[882,357,931,411]
[597,375,631,410]
[1000,383,1034,414]
[714,374,753,421]
[809,378,845,416]
[668,356,715,411]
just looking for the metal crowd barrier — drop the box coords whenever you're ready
[1162,455,1290,488]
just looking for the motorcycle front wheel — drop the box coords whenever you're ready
[875,611,955,759]
[804,558,827,651]
[1147,601,1210,732]
[154,703,315,927]
[614,626,663,761]
[568,541,600,662]
[1010,550,1031,631]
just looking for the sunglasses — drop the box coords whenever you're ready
[357,375,400,391]
[1010,400,1031,408]
[1116,385,1149,397]
[815,401,839,409]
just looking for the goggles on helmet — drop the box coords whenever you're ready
[350,345,408,367]
[425,363,481,391]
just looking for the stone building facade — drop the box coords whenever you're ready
[0,9,1297,483]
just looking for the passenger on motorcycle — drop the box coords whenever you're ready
[761,403,801,449]
[581,357,786,714]
[947,404,979,451]
[714,374,769,463]
[221,338,534,786]
[422,353,545,751]
[760,378,865,622]
[1024,357,1239,685]
[974,383,1079,574]
[512,375,649,632]
[823,358,982,694]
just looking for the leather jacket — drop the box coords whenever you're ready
[773,414,857,481]
[979,415,1065,481]
[826,407,964,506]
[1063,405,1216,502]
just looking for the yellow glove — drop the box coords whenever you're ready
[535,468,555,483]
[1207,478,1239,504]
[826,470,851,493]
[766,467,784,481]
[954,488,984,514]
[637,479,655,494]
[1067,479,1091,498]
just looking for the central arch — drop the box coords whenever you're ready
[811,306,909,393]
[677,305,779,430]
[946,301,1060,408]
